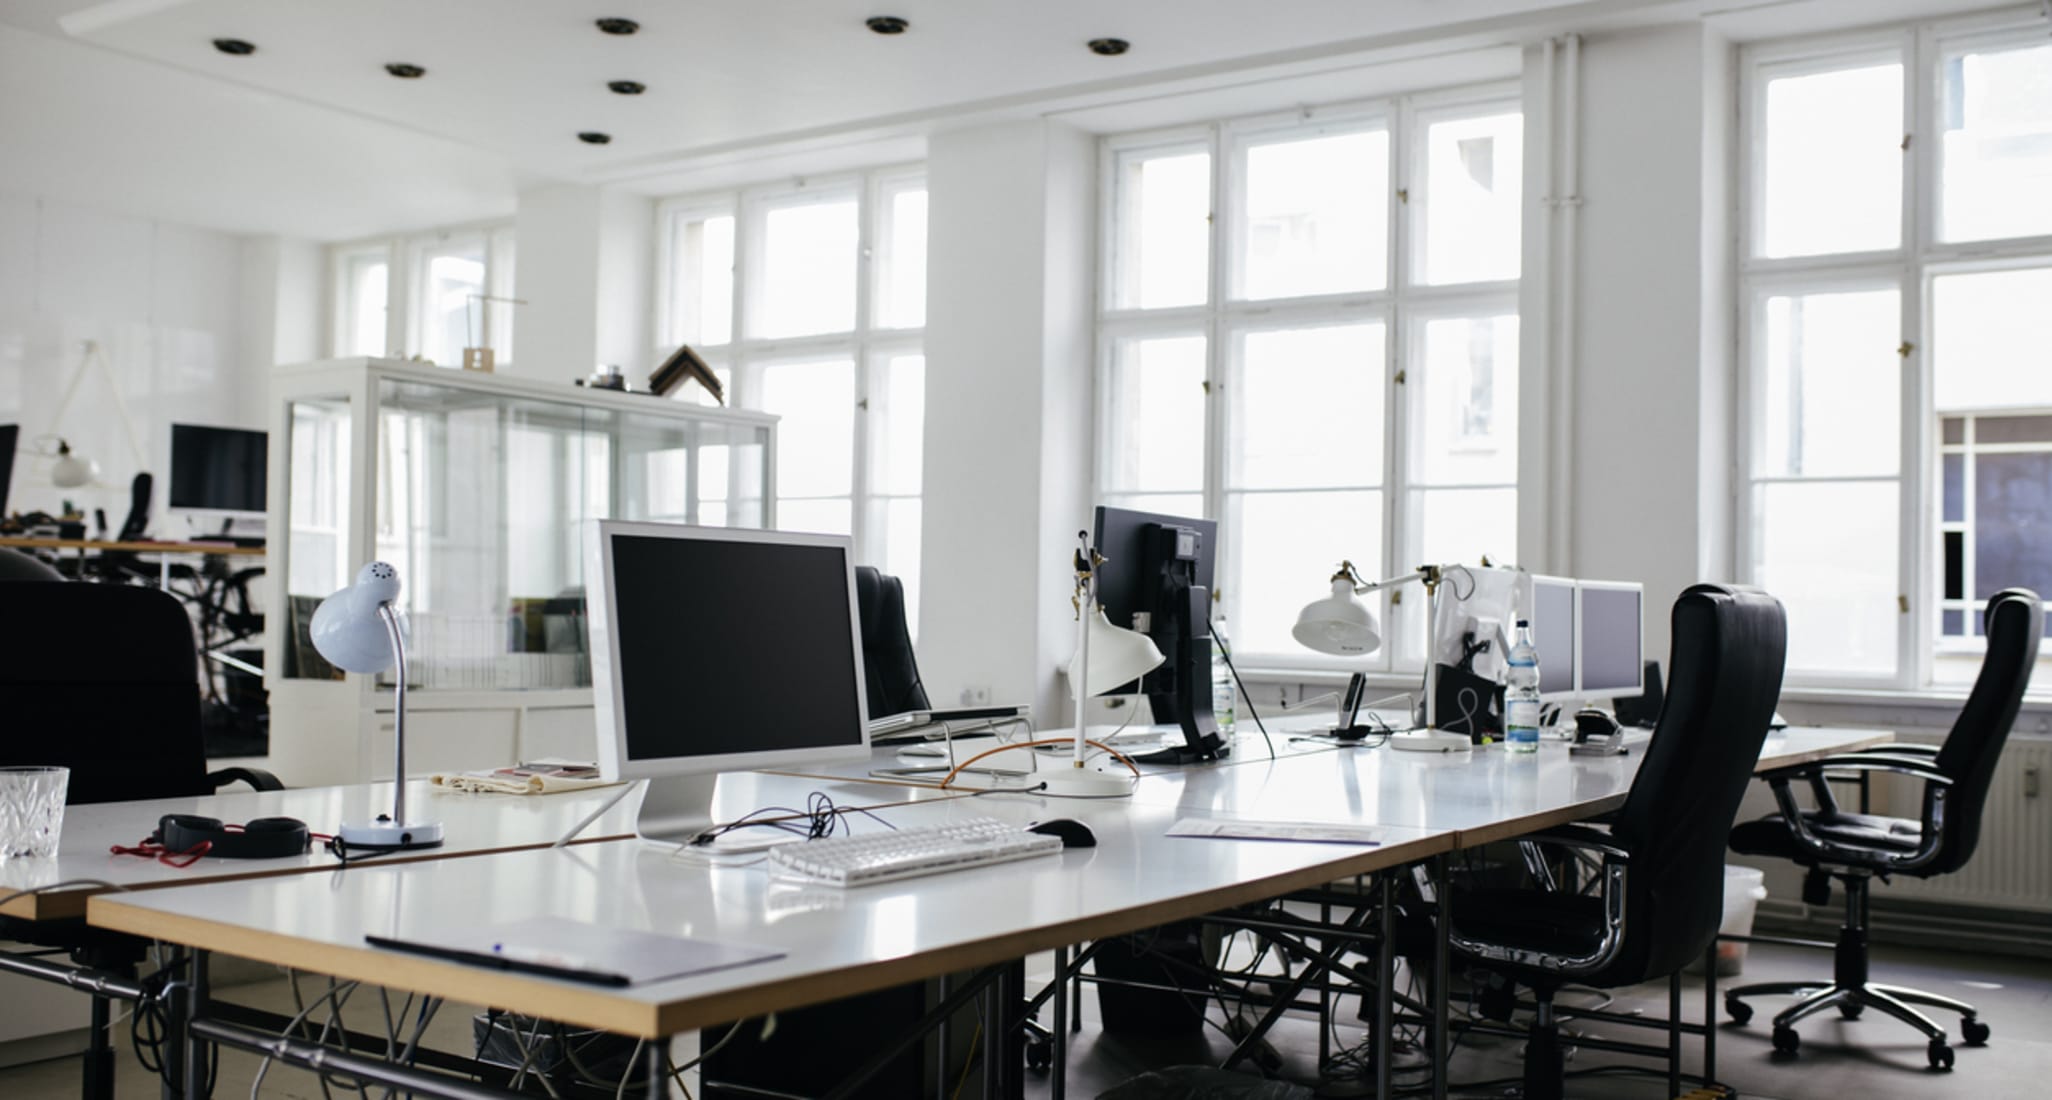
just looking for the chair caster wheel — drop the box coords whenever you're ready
[1962,1019,1990,1046]
[1024,1039,1052,1074]
[1838,1002,1864,1020]
[1928,1040,1954,1070]
[1725,998,1753,1026]
[1772,1026,1800,1055]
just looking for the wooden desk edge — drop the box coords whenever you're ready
[0,537,265,555]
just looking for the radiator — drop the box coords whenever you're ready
[1869,737,2052,913]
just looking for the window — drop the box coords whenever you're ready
[329,225,516,367]
[656,167,927,626]
[1741,12,2052,690]
[1098,90,1522,670]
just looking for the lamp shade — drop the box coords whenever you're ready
[1068,606,1165,695]
[311,562,404,673]
[1293,577,1382,656]
[50,442,97,489]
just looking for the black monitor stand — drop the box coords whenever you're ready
[1137,582,1229,764]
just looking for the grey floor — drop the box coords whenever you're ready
[1,940,2047,1098]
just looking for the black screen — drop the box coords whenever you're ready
[608,532,865,763]
[169,424,267,512]
[0,424,16,518]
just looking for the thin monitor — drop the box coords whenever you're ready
[1528,574,1579,701]
[1090,505,1228,762]
[587,520,870,843]
[1578,580,1645,701]
[0,424,16,519]
[169,424,267,513]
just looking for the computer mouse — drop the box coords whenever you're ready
[1028,819,1096,848]
[1573,707,1620,742]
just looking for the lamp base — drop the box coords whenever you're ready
[1389,729,1473,753]
[337,817,445,850]
[1035,763,1137,798]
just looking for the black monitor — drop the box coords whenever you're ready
[169,424,267,513]
[1091,505,1227,763]
[0,424,16,519]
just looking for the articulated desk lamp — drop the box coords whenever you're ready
[311,562,445,849]
[1293,560,1472,752]
[1053,532,1164,797]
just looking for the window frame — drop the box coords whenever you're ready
[327,221,516,367]
[1095,82,1525,674]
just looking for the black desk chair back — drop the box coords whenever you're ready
[1726,587,2040,1068]
[1446,584,1786,1100]
[855,565,929,719]
[0,547,63,582]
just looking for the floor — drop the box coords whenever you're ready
[0,940,2047,1099]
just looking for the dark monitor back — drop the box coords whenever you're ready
[1092,505,1216,693]
[0,424,16,518]
[1531,577,1577,698]
[169,424,267,512]
[1580,584,1644,700]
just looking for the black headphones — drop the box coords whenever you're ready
[155,814,311,860]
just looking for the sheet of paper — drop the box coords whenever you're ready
[1168,818,1382,845]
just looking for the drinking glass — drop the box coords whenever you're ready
[0,766,69,859]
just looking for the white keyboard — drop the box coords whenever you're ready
[766,816,1064,886]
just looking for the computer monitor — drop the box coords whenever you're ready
[1528,574,1579,702]
[587,520,871,845]
[1577,580,1645,702]
[0,424,17,519]
[169,424,267,514]
[1091,505,1226,763]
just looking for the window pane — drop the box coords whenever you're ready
[1761,62,1903,258]
[1227,490,1381,658]
[777,498,853,537]
[875,186,928,329]
[667,212,735,346]
[1237,128,1387,299]
[1112,148,1211,309]
[1103,335,1206,493]
[1386,486,1520,667]
[1941,41,2052,242]
[488,227,516,364]
[418,242,486,367]
[339,255,388,358]
[1230,323,1384,490]
[1974,452,2052,600]
[1421,111,1523,285]
[1753,481,1898,676]
[1415,314,1519,485]
[758,197,858,338]
[1759,289,1900,477]
[758,358,854,499]
[1933,267,2052,411]
[877,497,923,638]
[871,352,924,496]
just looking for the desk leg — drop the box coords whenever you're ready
[1704,939,1717,1085]
[937,973,951,1094]
[183,949,210,1100]
[160,556,170,588]
[1433,855,1451,1100]
[1050,946,1069,1100]
[645,1036,666,1099]
[1318,901,1332,1069]
[1667,971,1682,1097]
[85,995,114,1100]
[1377,874,1395,1100]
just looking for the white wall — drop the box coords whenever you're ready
[511,184,656,383]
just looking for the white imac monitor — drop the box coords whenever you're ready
[1528,575,1580,702]
[1577,580,1645,702]
[587,520,872,845]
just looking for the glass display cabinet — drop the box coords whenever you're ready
[264,358,775,784]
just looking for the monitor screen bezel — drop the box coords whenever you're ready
[586,519,873,782]
[167,423,269,514]
[1528,573,1581,703]
[1575,579,1646,701]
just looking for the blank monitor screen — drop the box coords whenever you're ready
[169,424,267,512]
[604,527,867,765]
[0,424,16,517]
[1530,576,1578,699]
[1579,582,1645,700]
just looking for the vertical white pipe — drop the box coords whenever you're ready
[1551,34,1583,572]
[1536,38,1557,570]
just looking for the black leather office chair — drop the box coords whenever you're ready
[0,546,63,581]
[1726,587,2040,1069]
[1442,584,1787,1100]
[855,565,929,719]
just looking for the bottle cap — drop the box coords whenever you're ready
[1516,618,1530,627]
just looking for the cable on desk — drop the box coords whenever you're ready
[936,737,1140,790]
[1210,618,1275,760]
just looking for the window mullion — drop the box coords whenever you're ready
[1205,122,1230,599]
[850,181,876,560]
[1901,23,1933,691]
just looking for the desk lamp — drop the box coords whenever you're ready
[1056,532,1163,796]
[311,562,444,849]
[1293,561,1471,752]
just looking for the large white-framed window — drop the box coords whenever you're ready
[329,223,517,367]
[655,166,928,625]
[1098,87,1523,672]
[1739,8,2052,691]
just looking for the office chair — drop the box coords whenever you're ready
[855,565,929,719]
[1441,584,1787,1100]
[0,546,63,581]
[1726,587,2040,1069]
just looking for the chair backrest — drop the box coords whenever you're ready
[1931,587,2041,873]
[0,548,63,582]
[0,582,212,804]
[1611,584,1787,981]
[855,566,930,720]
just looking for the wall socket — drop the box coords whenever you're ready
[961,684,992,706]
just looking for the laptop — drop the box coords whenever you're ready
[866,704,1028,743]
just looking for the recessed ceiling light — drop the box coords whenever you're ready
[608,80,646,95]
[866,16,909,35]
[1087,38,1130,57]
[596,17,639,36]
[578,131,613,145]
[212,38,255,56]
[385,63,426,79]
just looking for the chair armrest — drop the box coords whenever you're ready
[1852,742,1937,757]
[206,767,284,792]
[1519,823,1631,862]
[1763,752,1953,786]
[1761,755,1951,872]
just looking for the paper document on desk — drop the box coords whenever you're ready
[1169,818,1382,845]
[431,760,624,795]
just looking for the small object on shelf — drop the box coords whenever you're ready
[461,347,495,373]
[579,364,628,392]
[649,343,724,403]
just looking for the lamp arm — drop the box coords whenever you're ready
[47,342,148,475]
[1350,568,1431,595]
[379,602,409,827]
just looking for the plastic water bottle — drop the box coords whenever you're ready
[1506,619,1541,753]
[1210,617,1237,736]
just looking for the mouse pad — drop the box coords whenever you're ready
[369,916,783,987]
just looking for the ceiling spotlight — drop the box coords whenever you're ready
[865,16,909,35]
[1087,37,1130,57]
[596,17,639,35]
[608,80,646,95]
[578,131,613,145]
[385,63,426,79]
[212,38,256,56]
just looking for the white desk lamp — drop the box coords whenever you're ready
[1293,560,1471,752]
[1053,533,1163,796]
[311,562,445,849]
